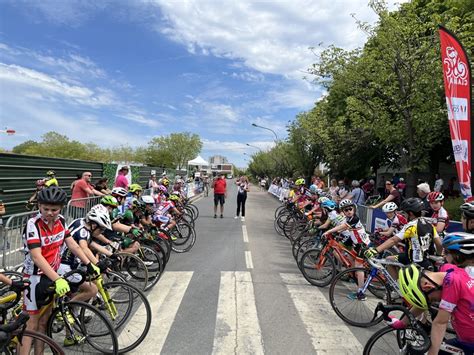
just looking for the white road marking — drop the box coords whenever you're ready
[212,271,264,355]
[245,251,254,269]
[280,273,363,353]
[242,225,249,243]
[131,271,193,354]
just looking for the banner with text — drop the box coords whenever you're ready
[439,26,472,200]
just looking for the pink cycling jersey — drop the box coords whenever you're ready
[439,263,474,344]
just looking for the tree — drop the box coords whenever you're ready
[147,132,202,169]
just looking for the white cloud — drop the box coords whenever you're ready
[118,112,160,128]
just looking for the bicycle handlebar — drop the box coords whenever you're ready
[0,311,29,333]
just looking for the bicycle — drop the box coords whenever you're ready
[363,303,468,354]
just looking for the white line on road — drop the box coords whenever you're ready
[212,271,264,355]
[280,273,363,353]
[131,271,193,354]
[242,225,249,243]
[245,251,254,269]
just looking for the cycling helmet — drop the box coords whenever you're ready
[36,179,45,187]
[309,185,318,193]
[398,264,428,310]
[382,202,398,213]
[37,186,67,205]
[339,199,354,209]
[318,197,330,204]
[322,200,337,211]
[427,191,444,202]
[295,178,305,186]
[129,184,143,193]
[169,194,180,202]
[158,185,168,193]
[161,178,170,187]
[141,195,155,205]
[442,232,474,255]
[171,190,180,196]
[101,195,119,207]
[400,197,424,214]
[460,201,474,218]
[111,187,128,197]
[46,170,56,176]
[86,208,112,230]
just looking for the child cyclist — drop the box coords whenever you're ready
[427,191,449,254]
[322,199,371,301]
[20,186,100,353]
[378,202,407,238]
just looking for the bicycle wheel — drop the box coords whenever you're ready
[300,249,336,287]
[137,245,162,290]
[13,330,65,354]
[296,238,321,268]
[47,300,119,354]
[329,267,390,327]
[171,221,196,253]
[114,252,149,292]
[98,281,152,353]
[363,326,430,355]
[187,203,199,220]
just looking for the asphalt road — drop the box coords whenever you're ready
[132,182,384,355]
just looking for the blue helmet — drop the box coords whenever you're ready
[322,200,337,211]
[442,232,474,255]
[309,184,318,193]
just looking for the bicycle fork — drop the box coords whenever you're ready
[97,278,118,320]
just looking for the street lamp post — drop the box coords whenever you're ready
[246,143,262,151]
[251,123,278,141]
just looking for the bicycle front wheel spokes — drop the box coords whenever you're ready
[115,252,149,292]
[300,249,335,287]
[47,300,119,354]
[329,267,389,327]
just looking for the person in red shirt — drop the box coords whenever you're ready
[212,173,227,218]
[71,171,104,208]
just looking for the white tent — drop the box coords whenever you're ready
[188,155,209,166]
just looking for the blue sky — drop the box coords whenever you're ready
[0,0,397,167]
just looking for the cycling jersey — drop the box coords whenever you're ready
[155,200,175,216]
[22,213,70,275]
[438,264,474,344]
[61,218,90,269]
[344,215,370,246]
[387,213,407,233]
[430,206,450,230]
[395,217,437,263]
[327,210,345,227]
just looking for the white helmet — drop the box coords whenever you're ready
[382,202,398,213]
[339,199,354,209]
[111,187,128,197]
[86,208,112,230]
[141,195,155,204]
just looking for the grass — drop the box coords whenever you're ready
[444,196,463,222]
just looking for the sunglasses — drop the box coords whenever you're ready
[343,207,354,212]
[85,174,92,177]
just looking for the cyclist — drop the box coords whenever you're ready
[323,199,370,300]
[378,202,407,238]
[152,194,181,233]
[398,263,474,354]
[318,199,345,231]
[137,195,155,227]
[427,191,449,254]
[442,232,474,276]
[25,179,45,210]
[460,201,474,233]
[44,170,58,187]
[20,186,100,352]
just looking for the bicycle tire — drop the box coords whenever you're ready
[363,325,431,355]
[47,300,119,355]
[329,267,390,327]
[171,221,196,253]
[114,252,149,292]
[14,329,65,354]
[137,245,162,290]
[92,281,152,353]
[274,205,286,219]
[188,204,199,220]
[300,249,336,287]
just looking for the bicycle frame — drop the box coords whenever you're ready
[360,258,404,296]
[95,275,118,320]
[315,234,363,270]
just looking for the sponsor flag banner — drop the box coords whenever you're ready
[439,26,472,200]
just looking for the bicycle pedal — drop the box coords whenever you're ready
[63,335,85,347]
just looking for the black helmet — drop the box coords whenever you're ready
[400,197,423,214]
[37,186,68,205]
[460,201,474,219]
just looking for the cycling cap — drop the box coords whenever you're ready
[86,208,112,230]
[141,195,155,205]
[398,264,428,310]
[442,232,474,255]
[37,186,67,205]
[400,197,424,214]
[111,187,128,197]
[382,202,398,213]
[427,191,444,202]
[129,184,143,193]
[295,178,305,186]
[101,195,119,207]
[169,194,180,202]
[339,199,354,209]
[460,201,474,219]
[322,200,337,211]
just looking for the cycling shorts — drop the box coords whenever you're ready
[394,253,431,269]
[23,274,54,314]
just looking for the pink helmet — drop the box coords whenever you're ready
[158,185,168,193]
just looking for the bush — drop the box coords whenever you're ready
[444,197,463,222]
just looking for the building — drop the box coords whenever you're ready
[208,155,233,177]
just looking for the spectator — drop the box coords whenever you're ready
[0,200,5,216]
[260,177,267,192]
[351,180,366,206]
[416,182,433,216]
[147,174,159,191]
[71,171,104,209]
[212,173,227,218]
[336,180,349,202]
[396,177,407,197]
[70,173,82,190]
[94,177,111,194]
[362,179,375,197]
[447,176,460,198]
[329,179,338,200]
[114,166,130,189]
[377,175,386,197]
[235,176,249,221]
[434,173,444,192]
[314,176,325,190]
[370,180,401,209]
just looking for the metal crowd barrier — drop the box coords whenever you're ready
[64,196,102,224]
